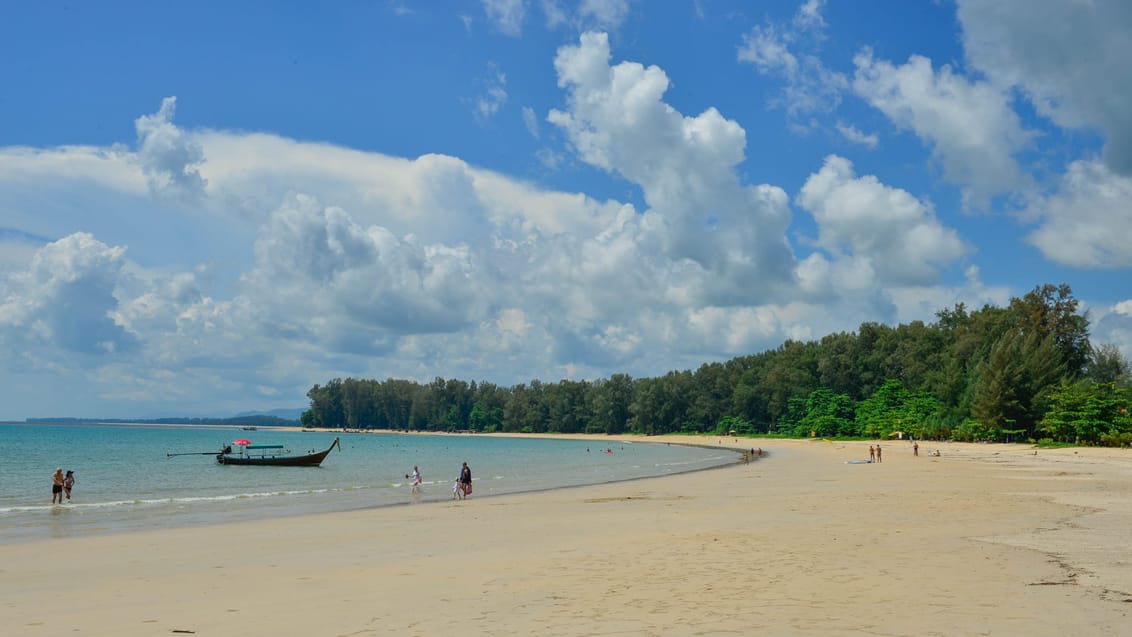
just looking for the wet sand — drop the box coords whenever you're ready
[3,436,1130,636]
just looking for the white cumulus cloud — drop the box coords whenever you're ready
[852,49,1031,207]
[1025,160,1132,268]
[134,96,207,199]
[797,155,968,285]
[0,233,135,358]
[549,31,797,299]
[957,0,1132,175]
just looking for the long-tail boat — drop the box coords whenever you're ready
[216,437,340,466]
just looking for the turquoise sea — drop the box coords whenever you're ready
[0,424,738,544]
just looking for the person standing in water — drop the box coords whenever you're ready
[63,470,75,502]
[459,461,472,498]
[52,468,65,504]
[406,466,422,493]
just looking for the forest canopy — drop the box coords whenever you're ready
[302,284,1132,446]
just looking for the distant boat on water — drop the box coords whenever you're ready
[241,426,258,430]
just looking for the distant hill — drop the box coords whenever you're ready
[26,413,302,427]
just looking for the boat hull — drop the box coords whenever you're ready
[217,438,339,467]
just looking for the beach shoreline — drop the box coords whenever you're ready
[3,436,1130,636]
[0,429,740,546]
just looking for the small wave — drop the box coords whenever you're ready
[654,455,732,468]
[0,505,54,514]
[0,486,374,514]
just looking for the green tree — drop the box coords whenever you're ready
[687,362,731,432]
[590,374,633,434]
[760,340,820,424]
[932,302,1012,424]
[855,379,937,439]
[307,379,346,428]
[816,332,863,399]
[1040,380,1132,444]
[797,388,857,437]
[732,356,774,432]
[778,395,809,436]
[1087,343,1130,386]
[715,415,754,436]
[972,331,1066,438]
[546,380,590,433]
[1009,283,1091,376]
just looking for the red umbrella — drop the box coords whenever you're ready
[233,438,251,446]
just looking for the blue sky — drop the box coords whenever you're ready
[2,0,1131,419]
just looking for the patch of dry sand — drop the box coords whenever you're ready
[2,437,1129,636]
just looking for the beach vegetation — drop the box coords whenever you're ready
[1038,379,1132,445]
[714,415,755,436]
[302,283,1132,446]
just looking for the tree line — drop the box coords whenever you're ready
[301,284,1132,446]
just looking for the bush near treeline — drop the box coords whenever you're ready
[302,284,1132,446]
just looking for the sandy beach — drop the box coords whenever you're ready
[4,436,1130,636]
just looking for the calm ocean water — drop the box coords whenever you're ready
[0,424,737,544]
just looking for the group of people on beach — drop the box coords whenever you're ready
[406,461,473,500]
[866,441,941,463]
[51,468,75,504]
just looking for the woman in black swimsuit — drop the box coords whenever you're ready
[459,461,472,497]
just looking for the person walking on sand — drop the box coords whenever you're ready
[52,468,65,504]
[875,445,882,463]
[913,441,919,457]
[63,470,75,502]
[459,461,472,498]
[869,445,875,463]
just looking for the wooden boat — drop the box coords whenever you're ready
[216,437,340,467]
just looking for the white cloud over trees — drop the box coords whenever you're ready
[1,14,1112,417]
[798,155,968,285]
